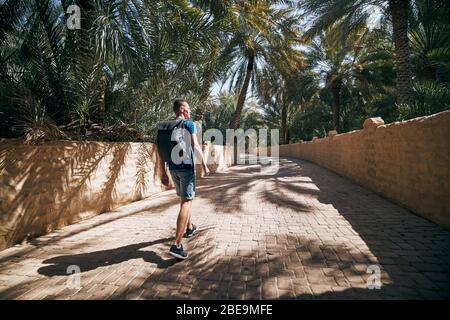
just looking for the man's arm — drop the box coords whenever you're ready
[191,133,209,176]
[159,157,169,186]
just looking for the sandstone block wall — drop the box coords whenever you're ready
[0,140,231,250]
[267,111,450,228]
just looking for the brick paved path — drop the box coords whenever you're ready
[1,157,449,299]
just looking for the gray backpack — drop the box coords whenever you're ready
[156,119,189,163]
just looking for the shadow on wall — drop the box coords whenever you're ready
[0,191,180,266]
[0,140,162,250]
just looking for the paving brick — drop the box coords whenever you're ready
[1,158,450,300]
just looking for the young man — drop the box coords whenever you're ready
[160,99,210,259]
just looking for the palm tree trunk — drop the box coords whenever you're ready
[331,79,342,131]
[279,87,287,145]
[195,76,214,121]
[97,78,105,124]
[424,62,436,81]
[280,104,288,145]
[230,55,254,130]
[389,0,413,106]
[286,128,290,144]
[76,0,105,126]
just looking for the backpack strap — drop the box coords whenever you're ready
[157,119,184,131]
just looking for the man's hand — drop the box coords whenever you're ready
[202,164,210,177]
[161,172,169,186]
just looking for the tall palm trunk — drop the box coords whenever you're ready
[195,76,214,121]
[330,78,342,131]
[192,75,216,145]
[424,62,436,81]
[280,103,288,145]
[279,87,287,145]
[95,76,105,124]
[230,54,254,130]
[389,0,413,106]
[76,0,105,126]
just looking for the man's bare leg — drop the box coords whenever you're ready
[175,199,192,246]
[187,214,193,230]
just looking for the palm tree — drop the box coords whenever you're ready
[257,69,288,144]
[257,63,316,144]
[410,0,450,82]
[306,23,390,131]
[0,0,221,139]
[299,0,414,106]
[203,92,264,140]
[215,0,303,130]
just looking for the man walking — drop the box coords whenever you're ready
[159,99,210,259]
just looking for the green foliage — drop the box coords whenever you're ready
[0,0,449,143]
[289,102,332,142]
[0,0,224,141]
[203,92,264,142]
[397,81,450,120]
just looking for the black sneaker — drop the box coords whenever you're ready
[169,244,188,259]
[184,224,198,238]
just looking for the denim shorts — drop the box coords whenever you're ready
[170,169,196,200]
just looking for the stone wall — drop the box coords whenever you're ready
[0,140,232,250]
[264,111,450,229]
[196,142,234,178]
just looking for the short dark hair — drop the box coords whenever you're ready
[173,99,187,114]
